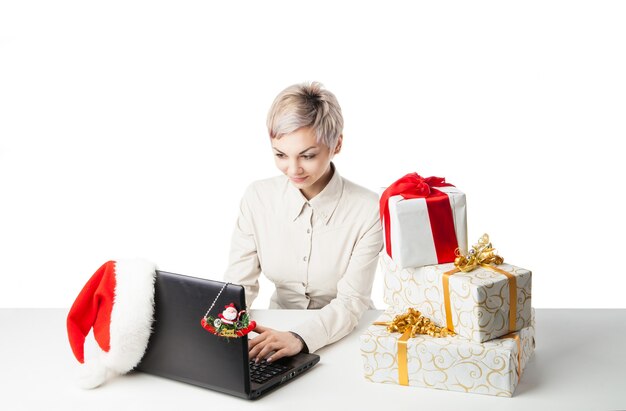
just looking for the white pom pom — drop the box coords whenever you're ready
[77,359,112,389]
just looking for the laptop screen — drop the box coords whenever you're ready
[136,271,251,398]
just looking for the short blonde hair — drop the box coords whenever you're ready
[266,81,343,152]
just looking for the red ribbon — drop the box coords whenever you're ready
[379,173,458,264]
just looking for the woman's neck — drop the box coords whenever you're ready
[301,163,334,201]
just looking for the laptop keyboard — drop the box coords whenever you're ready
[249,359,292,384]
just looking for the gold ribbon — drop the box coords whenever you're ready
[374,308,452,386]
[396,329,411,385]
[443,234,517,334]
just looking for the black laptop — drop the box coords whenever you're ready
[135,270,320,399]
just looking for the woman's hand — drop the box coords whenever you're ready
[249,324,303,363]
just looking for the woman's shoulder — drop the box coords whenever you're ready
[341,177,379,201]
[340,176,380,214]
[240,175,287,205]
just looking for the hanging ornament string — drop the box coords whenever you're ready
[203,281,229,319]
[200,282,256,338]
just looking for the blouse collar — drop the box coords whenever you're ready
[285,162,343,225]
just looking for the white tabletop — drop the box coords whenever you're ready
[1,308,625,410]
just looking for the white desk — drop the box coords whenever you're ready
[1,309,625,410]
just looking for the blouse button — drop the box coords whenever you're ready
[306,228,311,234]
[303,256,308,262]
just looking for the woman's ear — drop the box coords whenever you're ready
[334,134,343,154]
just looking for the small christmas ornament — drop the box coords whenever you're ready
[200,283,256,338]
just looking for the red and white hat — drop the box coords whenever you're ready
[66,259,157,389]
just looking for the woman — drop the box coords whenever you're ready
[224,81,383,363]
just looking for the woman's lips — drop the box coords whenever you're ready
[290,176,308,183]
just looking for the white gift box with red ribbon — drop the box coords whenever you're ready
[389,187,467,268]
[380,173,468,269]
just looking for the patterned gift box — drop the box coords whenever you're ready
[380,173,468,269]
[381,252,532,342]
[360,309,536,397]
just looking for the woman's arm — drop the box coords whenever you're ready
[225,185,305,363]
[290,205,384,353]
[223,185,262,307]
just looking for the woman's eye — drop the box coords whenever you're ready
[275,153,285,158]
[303,155,316,160]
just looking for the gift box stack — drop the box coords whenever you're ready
[360,173,534,397]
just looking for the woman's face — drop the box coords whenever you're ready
[271,126,341,199]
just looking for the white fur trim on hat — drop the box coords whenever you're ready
[69,258,157,389]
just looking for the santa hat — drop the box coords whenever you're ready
[66,259,157,389]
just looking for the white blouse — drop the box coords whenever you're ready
[223,162,383,353]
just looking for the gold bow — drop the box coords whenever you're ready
[374,308,452,386]
[453,233,503,272]
[374,307,453,338]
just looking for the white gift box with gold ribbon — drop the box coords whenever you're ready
[381,252,532,342]
[360,309,536,397]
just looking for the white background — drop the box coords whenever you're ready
[1,1,625,309]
